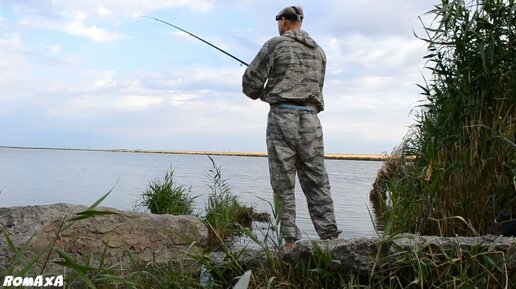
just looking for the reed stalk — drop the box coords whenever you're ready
[2,176,514,288]
[379,0,516,236]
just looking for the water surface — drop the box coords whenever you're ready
[0,147,383,239]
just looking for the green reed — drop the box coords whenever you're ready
[378,0,516,236]
[0,190,136,289]
[2,183,514,288]
[136,168,196,215]
[367,235,515,289]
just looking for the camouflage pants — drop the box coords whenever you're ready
[266,106,341,241]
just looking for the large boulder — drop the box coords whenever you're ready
[232,234,516,279]
[0,203,208,272]
[286,235,516,276]
[3,203,515,283]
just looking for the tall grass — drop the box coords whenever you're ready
[135,157,268,249]
[378,0,516,236]
[0,191,133,288]
[136,168,195,215]
[195,197,516,289]
[202,156,264,248]
[2,176,514,288]
[365,235,515,289]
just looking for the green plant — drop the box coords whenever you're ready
[0,190,209,289]
[377,0,516,236]
[368,235,515,289]
[193,192,288,288]
[123,258,204,289]
[196,184,350,289]
[137,168,195,215]
[293,243,345,288]
[0,190,138,289]
[4,187,514,289]
[202,156,265,248]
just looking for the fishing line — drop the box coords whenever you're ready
[138,16,249,67]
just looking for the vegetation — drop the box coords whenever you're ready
[2,164,515,288]
[135,157,269,248]
[2,2,516,287]
[0,191,124,288]
[373,0,516,236]
[136,168,195,215]
[202,156,269,248]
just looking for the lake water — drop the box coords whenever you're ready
[0,147,384,239]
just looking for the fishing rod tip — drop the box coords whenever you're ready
[131,15,149,21]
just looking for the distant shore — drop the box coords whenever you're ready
[0,146,388,161]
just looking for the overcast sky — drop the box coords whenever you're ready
[0,0,438,154]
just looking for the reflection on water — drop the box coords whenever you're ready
[0,148,383,239]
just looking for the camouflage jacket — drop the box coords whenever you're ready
[242,29,326,112]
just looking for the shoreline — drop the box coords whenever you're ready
[0,146,388,161]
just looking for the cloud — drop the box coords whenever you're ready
[9,5,124,42]
[322,1,435,37]
[323,30,427,80]
[66,94,164,113]
[0,0,437,153]
[0,34,33,93]
[0,33,30,53]
[48,44,63,55]
[183,67,244,88]
[94,70,118,88]
[48,0,216,20]
[63,11,124,42]
[97,6,111,18]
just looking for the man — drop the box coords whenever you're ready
[242,5,341,249]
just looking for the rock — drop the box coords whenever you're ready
[0,203,208,272]
[238,234,516,278]
[283,238,387,276]
[3,203,515,281]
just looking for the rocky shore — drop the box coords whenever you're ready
[1,203,515,278]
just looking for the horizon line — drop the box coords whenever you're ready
[0,145,389,161]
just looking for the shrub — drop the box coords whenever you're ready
[202,157,266,248]
[380,0,516,235]
[137,168,195,215]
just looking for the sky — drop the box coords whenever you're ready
[0,0,438,154]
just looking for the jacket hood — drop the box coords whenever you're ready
[283,29,317,48]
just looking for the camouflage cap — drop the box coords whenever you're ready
[276,6,304,22]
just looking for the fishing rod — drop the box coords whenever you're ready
[139,16,249,67]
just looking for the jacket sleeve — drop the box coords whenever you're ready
[242,40,273,100]
[319,47,327,101]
